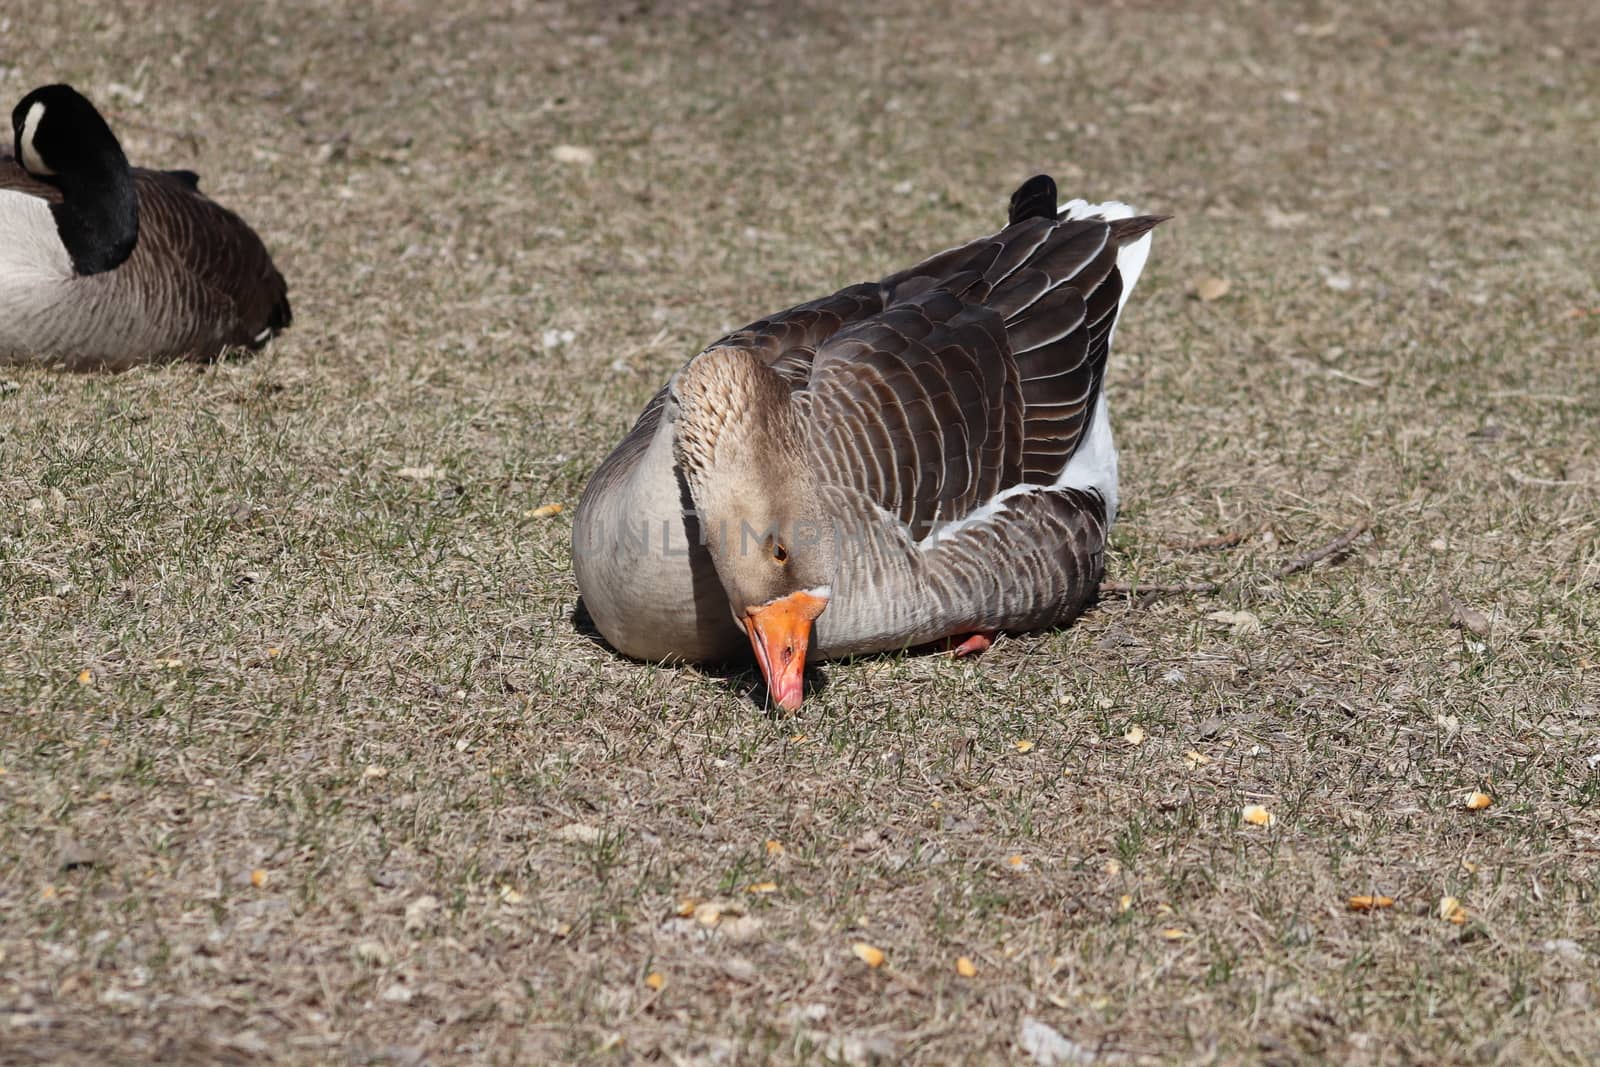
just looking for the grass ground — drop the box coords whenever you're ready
[2,0,1598,1063]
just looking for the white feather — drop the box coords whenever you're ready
[0,189,74,358]
[1054,390,1118,522]
[0,189,71,281]
[19,102,54,176]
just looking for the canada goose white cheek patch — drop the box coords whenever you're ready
[20,102,54,176]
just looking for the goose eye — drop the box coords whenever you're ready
[770,541,789,564]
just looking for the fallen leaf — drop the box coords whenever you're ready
[40,884,57,901]
[404,894,440,933]
[1263,207,1310,230]
[1464,791,1493,811]
[1014,739,1035,753]
[765,839,785,856]
[1241,804,1275,827]
[693,902,723,927]
[266,647,282,659]
[1118,894,1134,913]
[395,465,442,481]
[77,669,94,686]
[1183,750,1211,768]
[1193,275,1231,301]
[498,885,525,905]
[1347,895,1395,911]
[551,144,597,165]
[1123,725,1146,747]
[675,897,698,918]
[720,914,765,942]
[644,972,665,991]
[153,658,184,669]
[955,956,977,978]
[525,503,564,519]
[745,881,778,894]
[1005,854,1028,870]
[56,835,97,871]
[1446,597,1491,637]
[556,823,602,844]
[852,942,886,968]
[1439,896,1467,924]
[250,868,268,888]
[1019,1016,1099,1067]
[1161,927,1188,940]
[354,940,391,966]
[362,764,389,781]
[1207,609,1263,635]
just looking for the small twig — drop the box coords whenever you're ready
[1282,354,1381,389]
[1272,519,1372,578]
[1100,519,1372,607]
[1165,524,1264,552]
[1507,469,1593,488]
[1099,580,1223,598]
[1487,389,1583,405]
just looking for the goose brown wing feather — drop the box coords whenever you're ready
[0,154,62,200]
[809,288,1018,537]
[133,169,290,352]
[706,282,883,387]
[801,211,1161,537]
[657,204,1163,550]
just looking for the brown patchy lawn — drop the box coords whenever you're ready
[2,1,1598,1063]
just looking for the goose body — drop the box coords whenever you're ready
[573,175,1163,708]
[0,84,290,370]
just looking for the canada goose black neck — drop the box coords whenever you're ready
[12,85,139,276]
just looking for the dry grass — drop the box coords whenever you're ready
[2,1,1598,1063]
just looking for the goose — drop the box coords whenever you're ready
[0,83,290,370]
[573,175,1164,710]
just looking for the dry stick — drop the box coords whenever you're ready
[1164,523,1264,552]
[1100,519,1372,607]
[1271,519,1372,578]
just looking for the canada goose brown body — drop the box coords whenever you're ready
[0,84,290,370]
[573,176,1164,707]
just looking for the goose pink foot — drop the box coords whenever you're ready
[946,630,997,657]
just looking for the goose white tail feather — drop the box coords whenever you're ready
[1053,197,1154,524]
[1055,392,1118,523]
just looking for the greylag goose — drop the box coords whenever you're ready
[0,84,290,370]
[574,175,1163,709]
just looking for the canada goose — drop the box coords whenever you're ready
[0,83,290,370]
[573,175,1164,709]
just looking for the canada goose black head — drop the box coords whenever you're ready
[12,84,139,276]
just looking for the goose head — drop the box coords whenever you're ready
[670,348,834,711]
[12,83,139,275]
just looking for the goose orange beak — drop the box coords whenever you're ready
[745,590,828,712]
